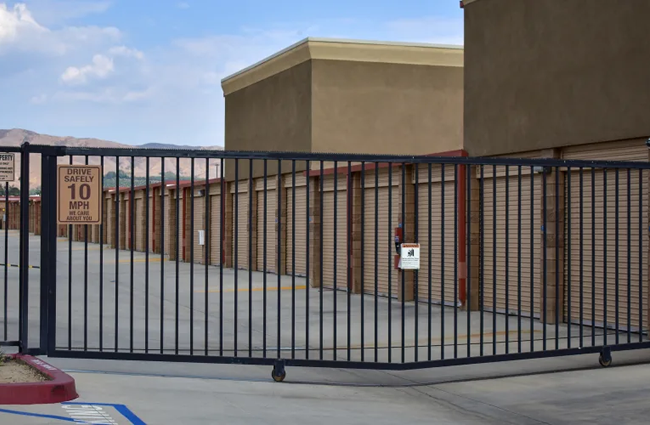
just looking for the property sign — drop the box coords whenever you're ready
[0,153,15,182]
[400,243,420,270]
[57,165,102,224]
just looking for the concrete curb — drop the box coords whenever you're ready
[0,355,78,405]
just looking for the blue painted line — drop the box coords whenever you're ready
[63,402,146,425]
[0,402,146,424]
[0,407,76,422]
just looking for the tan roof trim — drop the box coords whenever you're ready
[221,37,464,95]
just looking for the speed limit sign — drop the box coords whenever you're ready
[57,165,102,224]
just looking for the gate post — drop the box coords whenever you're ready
[18,142,30,353]
[39,150,58,354]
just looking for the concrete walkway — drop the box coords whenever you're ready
[2,349,650,424]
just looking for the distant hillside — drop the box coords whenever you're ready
[0,129,223,189]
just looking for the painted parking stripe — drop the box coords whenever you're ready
[0,263,40,269]
[0,402,145,424]
[0,408,77,422]
[62,402,146,425]
[196,284,307,293]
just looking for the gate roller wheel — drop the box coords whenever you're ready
[272,360,286,382]
[598,353,612,368]
[271,370,287,382]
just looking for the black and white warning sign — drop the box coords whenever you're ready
[400,243,420,270]
[0,153,15,182]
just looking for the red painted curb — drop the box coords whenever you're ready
[0,355,78,405]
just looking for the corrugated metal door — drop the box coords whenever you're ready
[135,198,144,251]
[209,194,222,265]
[231,183,250,269]
[322,175,348,290]
[286,184,307,276]
[563,140,649,332]
[191,194,205,264]
[257,189,276,273]
[482,166,542,317]
[416,165,458,305]
[363,168,399,297]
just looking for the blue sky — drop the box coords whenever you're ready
[0,0,464,146]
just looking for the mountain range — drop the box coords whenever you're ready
[0,129,223,189]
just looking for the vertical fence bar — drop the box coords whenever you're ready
[234,158,239,357]
[263,160,268,357]
[638,169,643,343]
[175,159,180,355]
[530,166,535,352]
[428,163,432,361]
[292,160,296,359]
[505,166,510,354]
[554,167,559,350]
[204,157,210,356]
[219,158,224,356]
[84,155,90,352]
[517,165,522,353]
[453,164,458,359]
[3,181,7,341]
[277,159,282,359]
[248,160,253,358]
[615,168,619,345]
[69,155,74,351]
[580,168,584,347]
[591,168,596,347]
[401,163,406,363]
[603,169,608,347]
[627,168,631,344]
[333,161,338,361]
[567,167,571,348]
[144,157,149,353]
[414,163,419,362]
[492,165,497,355]
[190,158,195,355]
[360,162,365,362]
[130,156,135,353]
[388,164,393,363]
[319,161,324,360]
[466,164,471,358]
[374,164,379,363]
[99,156,105,352]
[347,163,352,362]
[479,165,485,357]
[159,158,164,354]
[18,145,30,352]
[441,164,446,360]
[305,159,310,360]
[542,167,547,351]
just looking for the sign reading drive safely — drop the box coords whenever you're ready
[57,165,102,224]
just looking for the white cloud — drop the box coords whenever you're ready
[0,2,120,57]
[60,53,114,84]
[108,45,144,60]
[30,93,47,104]
[0,3,48,45]
[17,0,112,26]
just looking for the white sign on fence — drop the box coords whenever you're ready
[400,243,420,270]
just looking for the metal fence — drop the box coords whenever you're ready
[4,143,650,381]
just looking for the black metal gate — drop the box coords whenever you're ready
[5,143,650,381]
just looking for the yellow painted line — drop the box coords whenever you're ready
[196,285,307,294]
[115,258,167,264]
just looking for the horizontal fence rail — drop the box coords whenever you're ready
[9,144,650,378]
